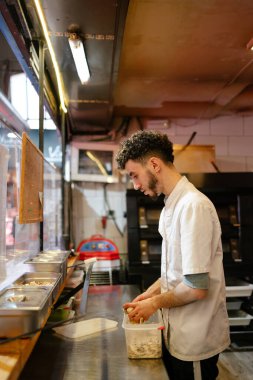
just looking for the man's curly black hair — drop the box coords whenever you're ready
[116,130,174,170]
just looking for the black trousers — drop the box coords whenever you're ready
[162,341,219,380]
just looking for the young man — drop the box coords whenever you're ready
[116,131,230,380]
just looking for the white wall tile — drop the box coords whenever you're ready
[172,135,228,156]
[72,185,128,253]
[216,156,247,172]
[228,136,253,156]
[192,135,228,155]
[173,118,210,136]
[210,116,243,136]
[243,116,253,136]
[172,135,193,145]
[146,120,177,136]
[246,157,253,172]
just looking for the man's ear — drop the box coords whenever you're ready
[149,157,161,173]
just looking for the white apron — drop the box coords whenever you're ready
[159,177,230,362]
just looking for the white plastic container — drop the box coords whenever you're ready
[225,278,253,298]
[228,310,253,326]
[226,298,243,310]
[122,310,164,359]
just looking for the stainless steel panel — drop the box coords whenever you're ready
[0,287,51,337]
[40,250,70,255]
[24,256,68,283]
[38,250,70,260]
[12,272,62,303]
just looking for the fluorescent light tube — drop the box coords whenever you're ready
[69,37,90,84]
[34,0,67,113]
[86,151,107,176]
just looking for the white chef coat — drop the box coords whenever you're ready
[159,176,230,361]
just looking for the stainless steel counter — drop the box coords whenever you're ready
[20,284,169,379]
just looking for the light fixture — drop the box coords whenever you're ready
[33,0,67,113]
[68,32,90,84]
[246,37,253,50]
[86,151,107,176]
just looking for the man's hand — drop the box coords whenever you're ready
[122,278,161,322]
[132,291,151,302]
[123,298,157,323]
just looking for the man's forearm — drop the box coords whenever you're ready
[152,282,208,310]
[146,278,161,296]
[124,281,208,323]
[132,278,161,302]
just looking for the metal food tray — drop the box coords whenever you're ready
[40,250,70,256]
[228,310,253,326]
[24,256,68,283]
[225,278,253,298]
[0,287,51,337]
[38,250,70,260]
[12,272,62,304]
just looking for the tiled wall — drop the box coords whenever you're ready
[72,182,128,256]
[164,116,253,172]
[72,115,253,257]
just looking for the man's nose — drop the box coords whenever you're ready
[133,182,141,190]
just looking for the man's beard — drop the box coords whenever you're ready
[147,170,159,200]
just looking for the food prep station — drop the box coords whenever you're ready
[19,285,169,380]
[1,252,253,379]
[0,250,70,339]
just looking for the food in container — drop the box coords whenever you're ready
[122,310,164,359]
[12,272,62,303]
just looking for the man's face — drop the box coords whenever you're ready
[125,159,160,198]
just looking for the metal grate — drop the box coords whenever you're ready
[89,270,121,285]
